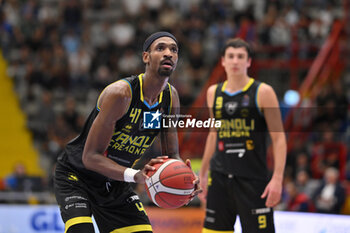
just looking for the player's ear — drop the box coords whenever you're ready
[221,56,225,67]
[247,57,252,68]
[142,51,149,64]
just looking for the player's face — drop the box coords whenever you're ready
[144,37,178,77]
[221,47,251,76]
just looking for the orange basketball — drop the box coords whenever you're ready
[145,159,195,209]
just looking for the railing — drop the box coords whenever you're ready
[284,19,346,150]
[0,191,55,204]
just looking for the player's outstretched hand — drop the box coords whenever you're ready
[198,171,208,204]
[134,156,168,184]
[185,159,203,204]
[260,177,282,207]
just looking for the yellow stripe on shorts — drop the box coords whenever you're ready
[65,216,93,233]
[111,224,153,233]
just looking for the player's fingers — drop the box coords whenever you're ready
[185,159,192,169]
[192,188,203,197]
[193,175,200,185]
[261,186,268,199]
[148,157,165,166]
[266,191,280,207]
[192,182,203,194]
[270,193,281,207]
[143,164,155,172]
[198,185,207,204]
[265,195,273,207]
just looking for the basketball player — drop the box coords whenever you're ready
[54,32,200,233]
[199,38,286,233]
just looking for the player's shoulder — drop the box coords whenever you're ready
[207,83,219,95]
[206,84,219,107]
[257,82,275,96]
[257,82,279,108]
[104,79,132,98]
[97,80,133,111]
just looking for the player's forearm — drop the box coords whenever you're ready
[160,128,181,160]
[200,132,216,176]
[161,138,181,160]
[271,132,287,181]
[83,153,126,181]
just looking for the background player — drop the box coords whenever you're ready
[54,32,200,233]
[199,38,287,233]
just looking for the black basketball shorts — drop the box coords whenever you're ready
[54,164,152,233]
[203,171,275,233]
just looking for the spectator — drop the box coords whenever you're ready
[109,17,135,48]
[5,162,27,191]
[61,0,83,34]
[284,181,315,212]
[294,152,312,178]
[27,91,55,141]
[285,136,309,178]
[68,46,91,89]
[311,132,347,180]
[313,167,346,214]
[62,96,81,134]
[5,162,44,192]
[0,10,14,58]
[295,170,320,198]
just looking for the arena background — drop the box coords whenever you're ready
[0,0,349,232]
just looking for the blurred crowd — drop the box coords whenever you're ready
[0,0,349,214]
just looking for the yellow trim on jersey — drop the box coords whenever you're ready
[138,74,144,102]
[121,79,132,96]
[96,81,117,111]
[168,83,172,114]
[202,228,233,233]
[96,93,102,111]
[221,81,227,92]
[221,78,254,93]
[65,217,93,233]
[159,89,164,104]
[213,83,219,105]
[242,78,254,91]
[256,82,263,114]
[138,73,166,106]
[110,224,153,233]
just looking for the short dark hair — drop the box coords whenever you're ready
[221,38,252,58]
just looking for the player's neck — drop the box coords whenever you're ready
[225,74,250,93]
[142,73,169,105]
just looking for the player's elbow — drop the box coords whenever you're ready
[272,133,287,153]
[82,152,94,170]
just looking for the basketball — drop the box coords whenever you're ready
[145,159,195,209]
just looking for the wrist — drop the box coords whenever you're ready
[199,169,207,178]
[123,168,140,183]
[272,174,283,182]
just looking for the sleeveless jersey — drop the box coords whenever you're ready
[210,79,269,180]
[57,74,172,182]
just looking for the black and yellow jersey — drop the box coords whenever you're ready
[57,74,172,182]
[210,78,269,180]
